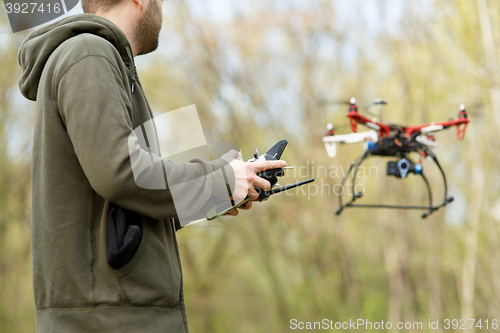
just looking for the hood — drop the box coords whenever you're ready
[18,14,136,101]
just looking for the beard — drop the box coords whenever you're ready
[134,0,162,56]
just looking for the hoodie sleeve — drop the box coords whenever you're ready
[56,42,234,221]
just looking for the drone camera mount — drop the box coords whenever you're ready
[398,158,411,178]
[387,159,423,178]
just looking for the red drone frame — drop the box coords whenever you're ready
[323,98,470,218]
[347,100,469,140]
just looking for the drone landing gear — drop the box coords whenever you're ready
[335,152,454,219]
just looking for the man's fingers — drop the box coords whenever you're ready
[248,187,259,201]
[239,201,252,210]
[250,160,286,172]
[224,208,239,216]
[222,201,252,217]
[230,160,286,207]
[252,176,271,191]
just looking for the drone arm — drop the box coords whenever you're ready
[347,111,391,138]
[404,105,470,139]
[405,118,469,138]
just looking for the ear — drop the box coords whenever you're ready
[133,0,145,11]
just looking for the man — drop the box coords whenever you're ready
[18,0,285,332]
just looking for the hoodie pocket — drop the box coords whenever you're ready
[114,219,181,308]
[106,204,143,269]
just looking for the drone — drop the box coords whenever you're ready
[322,98,470,218]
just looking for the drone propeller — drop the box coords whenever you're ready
[317,99,352,106]
[318,97,383,108]
[310,122,352,137]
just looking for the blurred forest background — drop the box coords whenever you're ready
[1,0,500,332]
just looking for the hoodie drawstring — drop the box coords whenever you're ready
[125,43,136,93]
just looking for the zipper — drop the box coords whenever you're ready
[124,43,137,93]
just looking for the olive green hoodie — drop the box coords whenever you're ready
[18,14,233,333]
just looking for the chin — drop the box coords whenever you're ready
[138,39,160,56]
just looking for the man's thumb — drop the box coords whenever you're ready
[220,149,241,163]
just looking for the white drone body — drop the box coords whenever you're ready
[322,124,379,158]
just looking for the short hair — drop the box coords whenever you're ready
[81,0,124,14]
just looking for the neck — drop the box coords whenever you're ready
[96,9,140,57]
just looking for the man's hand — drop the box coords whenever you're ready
[221,149,287,216]
[224,200,253,216]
